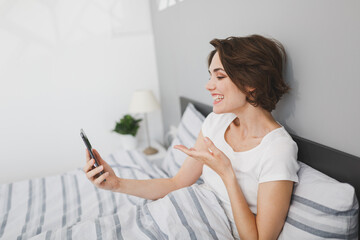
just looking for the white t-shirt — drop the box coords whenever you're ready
[201,112,300,222]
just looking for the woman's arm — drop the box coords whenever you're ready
[175,137,294,240]
[83,131,206,200]
[223,173,293,240]
[222,172,258,239]
[114,141,206,199]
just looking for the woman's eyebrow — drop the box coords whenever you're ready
[208,68,225,74]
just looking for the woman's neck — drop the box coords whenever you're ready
[231,104,280,139]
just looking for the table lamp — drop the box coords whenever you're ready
[129,90,160,155]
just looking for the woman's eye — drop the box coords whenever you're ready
[217,76,225,79]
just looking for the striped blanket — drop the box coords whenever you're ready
[0,149,236,240]
[2,99,358,239]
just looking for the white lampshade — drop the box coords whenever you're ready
[129,90,160,113]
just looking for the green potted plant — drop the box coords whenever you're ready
[113,114,142,150]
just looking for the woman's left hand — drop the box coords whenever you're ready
[174,137,234,179]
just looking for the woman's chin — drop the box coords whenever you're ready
[212,106,224,114]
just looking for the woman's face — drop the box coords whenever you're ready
[206,52,249,114]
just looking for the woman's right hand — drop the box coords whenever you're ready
[83,149,119,191]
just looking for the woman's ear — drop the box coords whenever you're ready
[246,87,256,101]
[246,87,256,96]
[246,86,256,92]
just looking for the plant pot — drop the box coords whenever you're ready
[120,134,138,150]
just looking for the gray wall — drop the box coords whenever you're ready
[150,0,360,157]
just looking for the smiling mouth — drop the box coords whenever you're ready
[212,94,224,103]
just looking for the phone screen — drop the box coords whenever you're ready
[80,129,105,178]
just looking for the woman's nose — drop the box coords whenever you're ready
[205,77,216,91]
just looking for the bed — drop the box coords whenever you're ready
[0,96,358,239]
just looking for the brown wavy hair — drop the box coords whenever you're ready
[208,35,289,112]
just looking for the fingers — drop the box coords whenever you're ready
[85,149,101,162]
[92,149,100,159]
[83,148,110,186]
[173,145,194,156]
[94,172,109,185]
[174,137,222,161]
[85,149,91,161]
[83,159,95,173]
[203,137,221,157]
[86,165,104,179]
[92,149,104,164]
[174,145,211,161]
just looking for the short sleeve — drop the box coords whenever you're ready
[258,137,300,183]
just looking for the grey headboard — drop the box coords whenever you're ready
[180,96,360,207]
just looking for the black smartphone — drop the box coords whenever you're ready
[80,129,105,179]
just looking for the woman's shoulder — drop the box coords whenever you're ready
[262,127,298,154]
[258,127,300,183]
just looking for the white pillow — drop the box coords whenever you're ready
[279,162,359,239]
[161,103,205,177]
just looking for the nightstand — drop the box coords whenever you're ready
[138,140,167,167]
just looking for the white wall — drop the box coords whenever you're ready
[0,0,163,183]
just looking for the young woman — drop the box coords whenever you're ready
[84,35,299,240]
